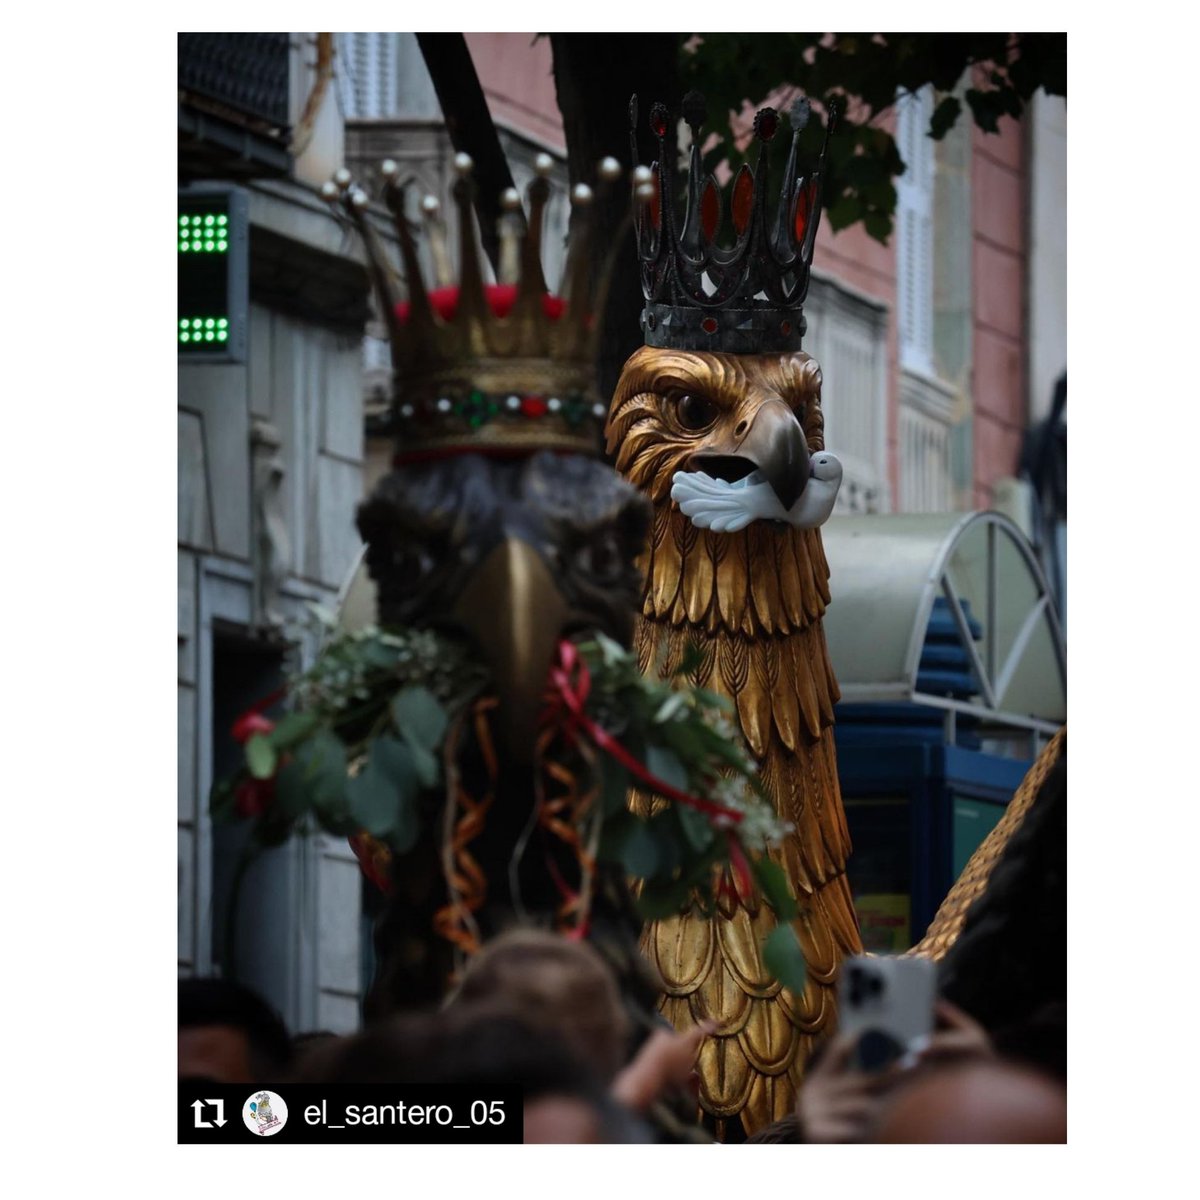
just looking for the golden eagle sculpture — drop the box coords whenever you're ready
[606,93,862,1136]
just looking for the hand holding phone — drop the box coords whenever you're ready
[836,954,936,1072]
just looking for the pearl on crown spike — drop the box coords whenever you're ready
[632,165,653,186]
[349,189,369,208]
[598,156,621,181]
[421,195,441,216]
[333,167,352,190]
[635,183,656,202]
[572,183,593,206]
[501,188,521,211]
[380,159,398,179]
[453,152,474,176]
[534,153,554,176]
[320,181,339,201]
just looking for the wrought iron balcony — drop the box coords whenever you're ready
[179,33,292,179]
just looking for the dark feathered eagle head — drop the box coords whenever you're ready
[356,451,650,757]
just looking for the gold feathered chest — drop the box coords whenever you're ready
[608,345,863,1137]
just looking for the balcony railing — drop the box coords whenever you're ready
[179,33,292,178]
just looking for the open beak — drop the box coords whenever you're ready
[451,537,568,763]
[688,398,811,512]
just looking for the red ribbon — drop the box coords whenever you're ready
[726,832,754,902]
[545,641,744,825]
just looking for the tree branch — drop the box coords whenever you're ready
[416,33,526,275]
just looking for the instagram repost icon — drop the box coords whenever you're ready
[243,1090,288,1136]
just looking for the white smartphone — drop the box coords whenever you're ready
[836,954,937,1071]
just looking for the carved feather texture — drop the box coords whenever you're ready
[631,554,860,1134]
[610,344,861,1135]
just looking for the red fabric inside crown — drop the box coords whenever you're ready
[395,284,566,324]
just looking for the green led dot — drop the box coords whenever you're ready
[217,213,227,224]
[179,242,188,252]
[191,242,200,251]
[205,319,214,328]
[204,215,214,226]
[179,319,188,328]
[217,330,228,342]
[217,318,228,328]
[204,241,213,251]
[181,332,190,343]
[205,332,215,342]
[179,215,188,225]
[193,319,202,328]
[216,241,227,252]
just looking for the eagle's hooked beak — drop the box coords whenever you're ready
[690,398,810,512]
[451,537,568,764]
[736,399,810,511]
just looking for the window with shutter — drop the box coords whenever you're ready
[805,274,890,514]
[336,33,399,119]
[895,85,959,513]
[896,88,936,377]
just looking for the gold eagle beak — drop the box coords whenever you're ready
[451,537,568,763]
[690,398,810,512]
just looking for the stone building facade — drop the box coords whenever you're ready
[178,34,370,1032]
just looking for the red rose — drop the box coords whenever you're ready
[232,711,275,744]
[235,777,276,819]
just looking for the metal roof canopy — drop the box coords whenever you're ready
[821,511,1066,739]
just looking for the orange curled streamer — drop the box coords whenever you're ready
[432,696,499,958]
[534,721,599,936]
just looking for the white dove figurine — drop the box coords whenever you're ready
[670,452,843,532]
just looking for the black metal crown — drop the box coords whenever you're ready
[632,90,838,355]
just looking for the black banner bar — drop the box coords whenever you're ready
[179,1082,522,1144]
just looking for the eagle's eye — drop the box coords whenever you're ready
[570,527,627,584]
[674,393,718,431]
[389,539,437,584]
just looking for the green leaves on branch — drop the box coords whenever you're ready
[245,734,276,780]
[682,32,1066,245]
[391,685,447,788]
[762,923,808,995]
[278,731,346,825]
[391,686,447,750]
[347,736,419,850]
[752,856,798,921]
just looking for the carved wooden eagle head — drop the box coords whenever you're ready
[606,346,826,513]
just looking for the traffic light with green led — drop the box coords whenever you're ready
[178,186,248,363]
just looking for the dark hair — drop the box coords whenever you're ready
[744,1114,803,1144]
[179,977,292,1075]
[293,1003,650,1142]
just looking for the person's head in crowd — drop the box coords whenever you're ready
[179,977,292,1084]
[744,1114,803,1144]
[452,927,631,1082]
[869,1058,1067,1143]
[293,1001,650,1143]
